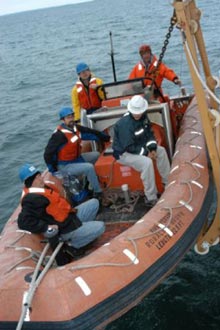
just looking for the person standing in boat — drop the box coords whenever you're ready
[129,44,181,101]
[44,107,110,202]
[17,163,105,252]
[71,62,104,125]
[112,95,170,207]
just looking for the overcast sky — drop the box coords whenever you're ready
[0,0,92,16]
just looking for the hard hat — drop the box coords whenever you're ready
[19,164,40,183]
[127,95,148,115]
[139,44,151,56]
[76,62,89,74]
[59,107,74,119]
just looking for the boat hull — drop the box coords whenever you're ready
[0,97,213,330]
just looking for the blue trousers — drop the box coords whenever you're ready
[58,152,102,193]
[60,198,105,248]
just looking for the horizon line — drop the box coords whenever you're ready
[0,0,94,17]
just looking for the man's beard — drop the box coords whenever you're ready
[67,121,74,128]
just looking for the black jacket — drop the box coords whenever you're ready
[17,193,81,234]
[112,112,157,160]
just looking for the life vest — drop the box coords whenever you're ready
[129,55,176,92]
[22,187,72,222]
[76,77,102,111]
[57,125,81,163]
[129,56,160,86]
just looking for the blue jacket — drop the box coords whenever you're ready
[112,112,157,160]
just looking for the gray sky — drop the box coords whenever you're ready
[0,0,92,16]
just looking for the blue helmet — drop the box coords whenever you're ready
[19,163,40,183]
[59,107,74,119]
[76,62,89,74]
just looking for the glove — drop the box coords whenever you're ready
[98,131,111,142]
[173,77,181,85]
[146,141,157,152]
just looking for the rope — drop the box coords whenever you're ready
[110,193,140,213]
[183,35,220,107]
[16,241,64,330]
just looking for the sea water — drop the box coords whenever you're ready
[0,0,220,329]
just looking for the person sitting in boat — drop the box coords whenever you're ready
[128,44,181,102]
[112,95,170,207]
[71,62,104,125]
[44,107,110,202]
[17,163,105,254]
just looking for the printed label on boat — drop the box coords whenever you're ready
[144,211,185,250]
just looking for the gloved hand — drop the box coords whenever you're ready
[146,141,157,152]
[98,131,111,142]
[173,77,181,85]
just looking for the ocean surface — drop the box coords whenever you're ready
[0,0,220,329]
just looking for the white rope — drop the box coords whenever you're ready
[184,38,220,107]
[16,242,64,330]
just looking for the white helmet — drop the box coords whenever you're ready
[127,95,148,115]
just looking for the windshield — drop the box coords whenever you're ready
[99,78,147,100]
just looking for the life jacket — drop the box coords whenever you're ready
[129,56,160,86]
[22,187,73,222]
[129,55,177,93]
[57,125,81,163]
[76,77,102,111]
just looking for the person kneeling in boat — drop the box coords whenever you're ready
[112,95,170,208]
[128,44,181,102]
[44,107,110,203]
[17,163,105,261]
[71,62,104,125]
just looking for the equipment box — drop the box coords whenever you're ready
[95,154,143,190]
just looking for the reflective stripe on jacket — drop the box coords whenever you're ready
[76,77,102,110]
[57,125,81,163]
[129,55,177,88]
[22,187,72,222]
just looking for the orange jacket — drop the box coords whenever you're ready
[76,77,102,110]
[57,125,81,163]
[129,55,177,89]
[22,187,72,222]
[71,77,104,121]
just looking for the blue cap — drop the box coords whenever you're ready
[59,107,74,119]
[19,164,40,182]
[76,62,89,74]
